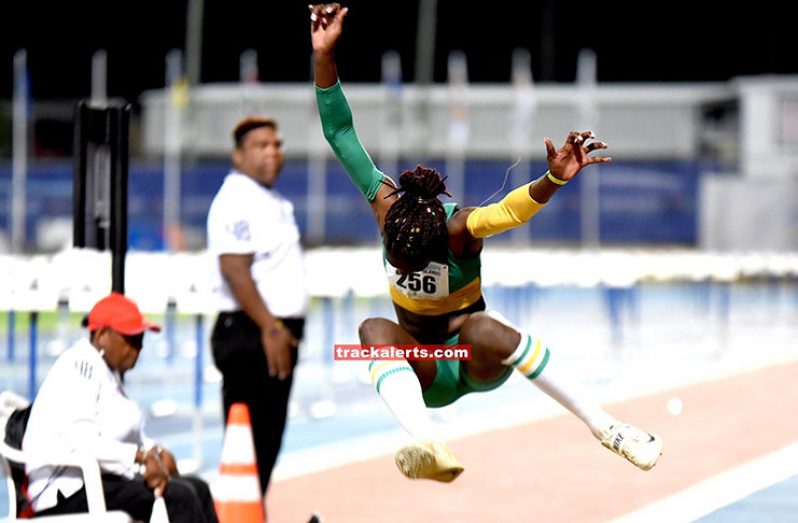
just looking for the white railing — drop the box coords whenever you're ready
[1,247,797,315]
[140,82,732,160]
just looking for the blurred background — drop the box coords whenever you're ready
[1,1,797,520]
[0,0,796,251]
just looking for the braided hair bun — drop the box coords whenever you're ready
[397,166,448,201]
[383,165,450,271]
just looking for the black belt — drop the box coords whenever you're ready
[217,311,305,340]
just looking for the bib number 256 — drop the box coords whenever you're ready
[396,272,437,294]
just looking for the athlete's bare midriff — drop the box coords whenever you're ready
[394,296,486,344]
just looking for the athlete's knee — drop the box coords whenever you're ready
[358,317,391,343]
[460,312,504,343]
[460,311,520,359]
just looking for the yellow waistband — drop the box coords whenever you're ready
[389,277,482,316]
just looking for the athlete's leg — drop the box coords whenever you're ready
[459,311,615,436]
[359,317,463,482]
[359,317,436,439]
[459,311,662,471]
[359,317,436,388]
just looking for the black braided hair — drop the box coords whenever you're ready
[383,165,450,270]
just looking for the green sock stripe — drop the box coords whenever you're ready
[509,335,532,368]
[528,348,550,380]
[375,366,414,394]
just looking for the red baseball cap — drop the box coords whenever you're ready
[85,293,161,335]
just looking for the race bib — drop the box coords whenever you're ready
[386,261,449,299]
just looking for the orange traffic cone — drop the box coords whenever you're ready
[212,403,265,523]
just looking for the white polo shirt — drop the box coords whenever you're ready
[22,338,155,512]
[207,171,308,317]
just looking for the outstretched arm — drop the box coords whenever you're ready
[310,4,396,226]
[310,3,346,89]
[463,131,611,239]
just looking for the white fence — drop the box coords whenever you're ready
[1,247,797,315]
[140,83,732,160]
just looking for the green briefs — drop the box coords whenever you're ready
[421,332,514,408]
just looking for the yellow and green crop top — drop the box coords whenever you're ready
[382,203,482,316]
[317,80,548,315]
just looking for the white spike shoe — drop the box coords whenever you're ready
[601,423,663,471]
[395,440,464,482]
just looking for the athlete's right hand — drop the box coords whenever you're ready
[309,3,348,54]
[261,322,299,380]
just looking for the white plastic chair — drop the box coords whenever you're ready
[0,391,132,522]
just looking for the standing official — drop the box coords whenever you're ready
[207,117,309,501]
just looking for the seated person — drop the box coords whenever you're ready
[22,292,218,523]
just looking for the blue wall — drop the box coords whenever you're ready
[0,159,700,250]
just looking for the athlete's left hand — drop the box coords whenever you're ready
[545,130,611,182]
[310,3,348,55]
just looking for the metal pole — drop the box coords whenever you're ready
[446,51,469,203]
[540,0,555,82]
[11,50,28,253]
[510,49,537,244]
[7,310,16,364]
[307,56,327,243]
[193,314,204,408]
[28,311,38,401]
[91,50,108,106]
[380,51,403,181]
[577,49,600,247]
[193,313,204,467]
[164,50,184,252]
[240,49,259,84]
[414,0,437,85]
[239,49,259,116]
[72,102,89,248]
[185,0,205,86]
[306,143,327,243]
[110,106,130,294]
[166,301,177,365]
[413,0,437,161]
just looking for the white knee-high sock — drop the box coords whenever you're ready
[502,332,616,439]
[369,360,435,440]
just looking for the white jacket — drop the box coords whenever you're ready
[22,338,155,511]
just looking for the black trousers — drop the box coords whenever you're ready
[35,473,218,523]
[211,311,304,496]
